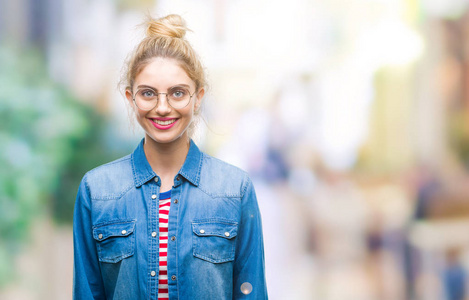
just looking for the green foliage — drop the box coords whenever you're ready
[449,110,469,169]
[0,45,127,286]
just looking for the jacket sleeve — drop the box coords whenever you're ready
[73,175,106,300]
[233,176,268,299]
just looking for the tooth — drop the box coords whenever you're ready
[155,119,175,125]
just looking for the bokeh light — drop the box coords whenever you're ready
[240,282,253,295]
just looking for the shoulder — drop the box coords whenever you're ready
[198,152,252,198]
[81,154,134,200]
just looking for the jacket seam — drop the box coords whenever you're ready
[197,185,243,198]
[83,173,91,200]
[240,174,250,198]
[90,183,134,201]
[92,219,137,229]
[198,154,250,198]
[192,218,238,225]
[86,155,131,176]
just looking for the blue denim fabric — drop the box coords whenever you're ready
[73,139,268,299]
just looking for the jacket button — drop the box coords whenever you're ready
[152,231,157,237]
[171,275,177,281]
[176,176,180,181]
[151,271,156,277]
[199,229,205,234]
[174,199,178,204]
[154,177,159,183]
[121,230,127,235]
[151,195,157,199]
[171,236,176,241]
[225,232,230,237]
[98,234,103,239]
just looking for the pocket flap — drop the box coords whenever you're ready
[93,220,135,242]
[192,221,237,239]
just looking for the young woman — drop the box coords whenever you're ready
[73,14,267,299]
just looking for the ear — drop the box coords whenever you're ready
[125,88,134,106]
[194,88,205,111]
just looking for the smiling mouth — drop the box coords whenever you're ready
[152,119,176,126]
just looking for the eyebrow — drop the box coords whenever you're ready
[136,84,191,90]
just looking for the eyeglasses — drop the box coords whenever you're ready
[132,86,196,110]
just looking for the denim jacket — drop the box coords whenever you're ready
[73,139,267,299]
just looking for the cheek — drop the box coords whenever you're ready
[179,105,195,119]
[186,108,196,121]
[133,109,148,127]
[134,108,147,119]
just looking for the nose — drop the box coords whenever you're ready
[155,93,171,115]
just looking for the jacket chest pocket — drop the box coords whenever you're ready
[192,220,238,263]
[92,220,136,263]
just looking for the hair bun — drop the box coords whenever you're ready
[146,14,188,39]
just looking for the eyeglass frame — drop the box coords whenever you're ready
[131,85,197,111]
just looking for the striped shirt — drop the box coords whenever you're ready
[158,190,171,300]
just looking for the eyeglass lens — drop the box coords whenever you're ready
[134,86,192,110]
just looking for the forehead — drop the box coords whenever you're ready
[135,57,193,88]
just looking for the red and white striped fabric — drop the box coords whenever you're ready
[158,191,171,300]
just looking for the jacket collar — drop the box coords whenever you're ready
[178,139,203,186]
[131,138,203,188]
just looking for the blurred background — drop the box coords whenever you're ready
[1,0,469,299]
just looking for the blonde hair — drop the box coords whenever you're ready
[122,14,207,135]
[124,14,206,91]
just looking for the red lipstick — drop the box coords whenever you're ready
[149,118,178,130]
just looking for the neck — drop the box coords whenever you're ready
[143,135,190,181]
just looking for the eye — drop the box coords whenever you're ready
[138,89,156,99]
[170,88,188,99]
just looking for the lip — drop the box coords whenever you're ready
[149,118,178,130]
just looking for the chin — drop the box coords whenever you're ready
[145,131,189,145]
